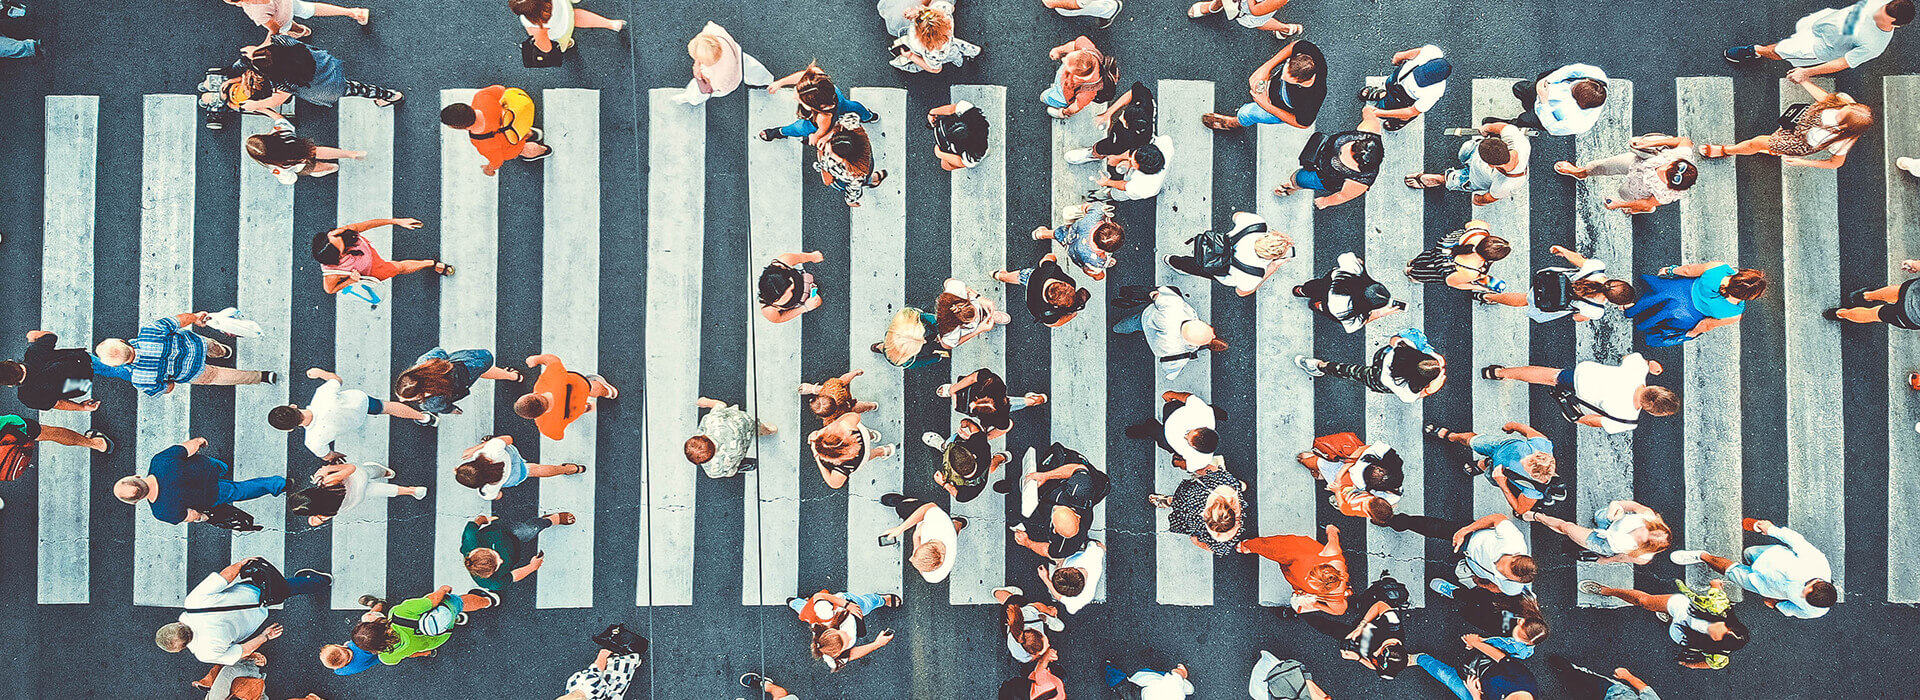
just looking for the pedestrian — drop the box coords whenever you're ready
[394,348,525,420]
[1011,443,1112,560]
[1295,327,1446,403]
[1186,0,1302,38]
[1627,262,1766,346]
[354,585,501,666]
[1151,466,1247,556]
[814,114,889,208]
[871,310,947,371]
[1495,64,1608,137]
[1104,661,1195,699]
[685,396,775,479]
[939,368,1044,440]
[269,368,433,461]
[1412,646,1538,700]
[156,557,330,664]
[1031,201,1124,281]
[921,419,1008,503]
[798,369,878,424]
[1545,657,1663,700]
[1829,259,1920,326]
[994,586,1064,663]
[440,85,549,177]
[996,253,1092,327]
[1202,39,1326,130]
[0,413,112,456]
[929,100,990,170]
[245,121,365,184]
[2,330,103,413]
[1424,421,1563,516]
[1239,525,1351,615]
[1113,285,1226,380]
[1065,81,1156,167]
[93,311,277,395]
[462,512,576,592]
[1296,253,1406,333]
[758,251,826,323]
[1298,433,1403,524]
[1406,122,1530,206]
[674,22,775,106]
[1275,107,1385,209]
[190,654,268,700]
[1724,0,1912,76]
[788,590,901,672]
[1404,221,1513,294]
[1554,134,1699,214]
[1038,540,1106,614]
[1578,579,1748,669]
[1042,35,1112,119]
[1361,45,1450,132]
[934,278,1013,350]
[1124,390,1224,473]
[311,217,450,299]
[318,640,381,676]
[516,353,618,440]
[877,494,965,584]
[997,649,1066,700]
[1426,578,1549,656]
[224,0,369,38]
[289,462,426,527]
[1041,0,1122,28]
[1293,572,1411,680]
[510,0,624,56]
[760,63,880,143]
[559,644,644,700]
[881,0,981,73]
[1476,245,1635,323]
[115,437,286,526]
[1482,354,1678,433]
[1669,517,1836,619]
[454,435,585,501]
[1524,500,1671,565]
[1387,512,1536,596]
[809,411,897,489]
[1166,211,1295,297]
[1700,76,1871,169]
[236,35,401,111]
[1088,135,1172,201]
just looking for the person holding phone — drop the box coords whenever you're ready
[877,493,966,583]
[788,590,901,672]
[460,512,576,593]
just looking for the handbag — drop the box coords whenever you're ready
[0,418,36,482]
[205,307,265,338]
[1547,386,1637,427]
[1110,285,1157,310]
[236,557,291,605]
[1778,102,1811,131]
[206,504,266,533]
[1298,132,1329,168]
[592,623,650,656]
[521,37,564,68]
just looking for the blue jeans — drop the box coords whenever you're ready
[789,592,888,616]
[245,574,329,600]
[1292,168,1328,192]
[1235,101,1285,126]
[0,36,36,59]
[777,90,876,138]
[1111,309,1145,334]
[1415,654,1474,700]
[1042,85,1069,109]
[217,476,289,506]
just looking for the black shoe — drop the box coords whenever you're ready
[1480,115,1505,126]
[1123,423,1159,440]
[862,112,881,124]
[992,478,1016,495]
[260,370,278,385]
[758,127,786,141]
[1845,287,1874,307]
[470,588,502,607]
[1511,80,1533,99]
[1357,86,1386,102]
[293,568,332,583]
[879,493,905,508]
[1723,46,1759,65]
[1823,307,1844,321]
[415,413,440,428]
[739,673,765,689]
[952,515,970,530]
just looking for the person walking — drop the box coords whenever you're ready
[354,584,500,666]
[236,35,401,112]
[224,0,369,38]
[440,85,549,176]
[1627,262,1766,346]
[1554,134,1699,214]
[114,437,286,526]
[189,654,269,700]
[560,644,644,700]
[1064,81,1156,169]
[757,251,826,323]
[879,493,966,584]
[1299,433,1403,524]
[1406,122,1529,206]
[1186,0,1302,38]
[788,590,901,672]
[1700,75,1871,169]
[516,353,617,440]
[245,121,364,184]
[1412,647,1538,700]
[319,640,381,676]
[1427,578,1550,657]
[1829,259,1920,327]
[1525,500,1671,565]
[1125,390,1223,473]
[1042,35,1112,119]
[1476,245,1634,323]
[311,217,449,298]
[929,101,991,170]
[1166,211,1295,297]
[1011,443,1111,560]
[454,435,584,500]
[1240,525,1351,615]
[289,461,425,527]
[269,367,432,461]
[921,419,1007,503]
[510,0,624,56]
[94,311,277,395]
[393,347,524,420]
[1494,63,1608,137]
[1546,657,1663,700]
[1362,45,1451,132]
[675,22,774,106]
[994,586,1064,664]
[1039,540,1105,614]
[685,396,775,479]
[1113,285,1226,380]
[1104,661,1195,699]
[1032,201,1124,281]
[799,369,878,424]
[1151,466,1248,556]
[2,330,103,413]
[758,63,880,144]
[995,253,1092,327]
[1088,135,1172,202]
[0,412,112,456]
[1670,517,1836,619]
[1724,0,1911,76]
[934,278,1012,350]
[809,411,897,489]
[881,0,981,73]
[1291,572,1412,680]
[1483,355,1679,433]
[156,557,330,664]
[1296,253,1405,333]
[1425,421,1562,516]
[1295,327,1446,403]
[1387,512,1536,596]
[1579,579,1749,669]
[1202,39,1327,131]
[1276,107,1385,209]
[939,368,1044,441]
[1404,221,1513,294]
[461,512,576,593]
[814,114,889,208]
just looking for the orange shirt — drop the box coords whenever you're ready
[531,356,591,440]
[1243,534,1348,599]
[468,85,527,170]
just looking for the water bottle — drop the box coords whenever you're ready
[1485,278,1509,294]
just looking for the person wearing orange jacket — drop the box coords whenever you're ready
[439,85,550,176]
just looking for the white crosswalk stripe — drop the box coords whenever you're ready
[36,95,97,605]
[230,107,294,589]
[1886,76,1920,604]
[1468,79,1532,554]
[434,88,499,591]
[1049,101,1110,605]
[641,87,704,607]
[537,88,602,609]
[1253,121,1316,607]
[1154,79,1215,606]
[742,88,804,607]
[845,87,910,600]
[132,94,195,608]
[1572,80,1635,606]
[328,98,393,608]
[948,84,1009,605]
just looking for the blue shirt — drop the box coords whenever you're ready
[1473,436,1553,477]
[1485,636,1535,660]
[1690,264,1746,319]
[334,640,381,676]
[126,316,208,396]
[148,445,228,524]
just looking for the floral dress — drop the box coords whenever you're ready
[1166,468,1247,555]
[565,653,642,700]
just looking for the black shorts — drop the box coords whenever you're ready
[1880,279,1920,330]
[6,418,42,440]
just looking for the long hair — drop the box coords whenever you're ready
[795,65,837,116]
[1572,278,1637,305]
[824,127,874,177]
[395,359,457,401]
[246,131,316,167]
[933,292,976,336]
[245,40,317,86]
[1812,95,1874,141]
[811,431,858,462]
[507,0,553,23]
[455,455,506,489]
[288,482,346,517]
[912,7,953,49]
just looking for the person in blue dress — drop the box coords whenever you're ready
[1626,262,1767,347]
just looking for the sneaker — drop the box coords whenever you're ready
[739,673,765,689]
[1723,45,1759,64]
[1095,0,1122,28]
[470,588,502,607]
[260,370,278,385]
[1293,355,1324,377]
[862,112,881,124]
[1899,157,1920,178]
[1669,549,1706,566]
[880,493,905,508]
[415,413,439,428]
[921,432,948,451]
[410,487,428,500]
[1357,86,1387,103]
[1085,188,1112,201]
[455,612,470,626]
[358,594,386,609]
[1577,580,1605,596]
[993,586,1024,598]
[526,127,546,143]
[1741,517,1763,532]
[1428,578,1459,598]
[293,568,332,583]
[952,515,970,530]
[1063,148,1097,164]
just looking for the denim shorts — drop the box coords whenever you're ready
[1235,101,1285,126]
[1292,168,1327,191]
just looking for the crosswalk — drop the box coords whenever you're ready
[16,73,1912,611]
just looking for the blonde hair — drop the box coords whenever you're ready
[911,541,947,572]
[155,622,192,652]
[687,34,723,65]
[912,8,952,49]
[1255,232,1294,260]
[114,476,149,504]
[95,338,134,366]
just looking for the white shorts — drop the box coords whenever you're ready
[1772,18,1836,67]
[1229,0,1279,28]
[291,0,318,19]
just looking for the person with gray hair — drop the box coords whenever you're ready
[156,557,330,664]
[93,311,277,395]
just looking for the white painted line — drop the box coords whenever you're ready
[435,89,498,590]
[1780,77,1845,599]
[641,87,704,607]
[230,106,295,576]
[36,95,97,605]
[1049,98,1109,604]
[1362,77,1426,609]
[1253,122,1316,607]
[1468,80,1530,552]
[846,87,908,600]
[1676,77,1743,596]
[327,98,392,608]
[948,84,1008,605]
[743,88,805,607]
[1155,79,1214,606]
[1572,80,1635,606]
[1885,75,1920,604]
[538,88,602,609]
[133,95,195,608]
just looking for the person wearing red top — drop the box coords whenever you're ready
[514,354,618,441]
[1239,524,1352,615]
[439,85,550,176]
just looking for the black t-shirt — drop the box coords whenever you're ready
[1103,82,1157,152]
[1267,40,1327,127]
[1023,259,1089,325]
[956,369,1012,432]
[18,333,94,411]
[945,430,992,503]
[1310,131,1383,188]
[933,105,990,163]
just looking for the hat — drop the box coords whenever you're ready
[1411,58,1451,87]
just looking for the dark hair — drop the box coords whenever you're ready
[1515,616,1550,644]
[1050,567,1086,597]
[1133,143,1165,175]
[1363,497,1394,525]
[795,67,838,115]
[245,131,316,167]
[1285,52,1317,79]
[1685,609,1750,654]
[507,0,552,23]
[1350,138,1383,172]
[309,229,359,265]
[245,41,316,86]
[1041,280,1078,308]
[352,620,398,653]
[1091,221,1125,252]
[0,360,24,386]
[1571,79,1607,110]
[1668,159,1700,190]
[1342,281,1392,319]
[513,393,551,419]
[456,456,506,489]
[1477,137,1512,167]
[758,263,804,307]
[395,359,456,401]
[826,130,874,176]
[1573,278,1638,306]
[1361,452,1404,493]
[1891,0,1914,26]
[1374,641,1409,678]
[1806,580,1838,608]
[1189,427,1219,453]
[1506,555,1538,583]
[439,103,478,129]
[288,482,346,517]
[934,292,977,336]
[684,435,716,465]
[267,405,303,431]
[1475,235,1512,262]
[1725,269,1768,301]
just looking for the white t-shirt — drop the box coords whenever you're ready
[1390,45,1449,113]
[1572,352,1650,433]
[1162,395,1218,471]
[1530,260,1609,323]
[475,438,515,500]
[914,505,958,583]
[1053,541,1106,613]
[1218,211,1281,293]
[179,573,268,665]
[1462,519,1531,596]
[1131,670,1196,699]
[1602,511,1656,556]
[937,278,991,347]
[303,379,372,458]
[1467,126,1531,200]
[1122,135,1174,198]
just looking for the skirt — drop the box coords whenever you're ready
[1626,274,1707,348]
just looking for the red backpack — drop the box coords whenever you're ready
[0,417,37,481]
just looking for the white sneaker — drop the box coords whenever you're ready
[411,487,429,501]
[921,432,948,451]
[1898,157,1920,178]
[993,586,1024,597]
[1063,148,1096,164]
[1669,549,1706,566]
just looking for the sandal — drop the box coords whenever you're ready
[1404,173,1443,189]
[1147,494,1174,508]
[564,463,587,475]
[1480,365,1506,380]
[374,91,405,108]
[1699,144,1728,159]
[433,261,455,276]
[501,367,527,383]
[1553,160,1584,178]
[547,511,578,525]
[1186,1,1215,18]
[85,429,115,455]
[882,593,903,607]
[1422,424,1453,441]
[1577,580,1606,596]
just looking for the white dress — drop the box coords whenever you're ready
[882,0,981,73]
[521,0,577,50]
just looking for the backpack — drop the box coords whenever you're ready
[1531,268,1577,313]
[0,417,35,482]
[1186,221,1272,279]
[1406,228,1492,285]
[1258,657,1312,700]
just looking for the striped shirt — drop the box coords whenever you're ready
[127,316,207,395]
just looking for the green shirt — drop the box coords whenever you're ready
[378,595,456,665]
[459,521,517,591]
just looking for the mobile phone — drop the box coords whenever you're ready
[1391,300,1408,310]
[881,628,896,636]
[877,534,899,547]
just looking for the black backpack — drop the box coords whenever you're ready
[1532,268,1577,313]
[1186,221,1272,278]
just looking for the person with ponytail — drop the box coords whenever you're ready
[1700,74,1873,169]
